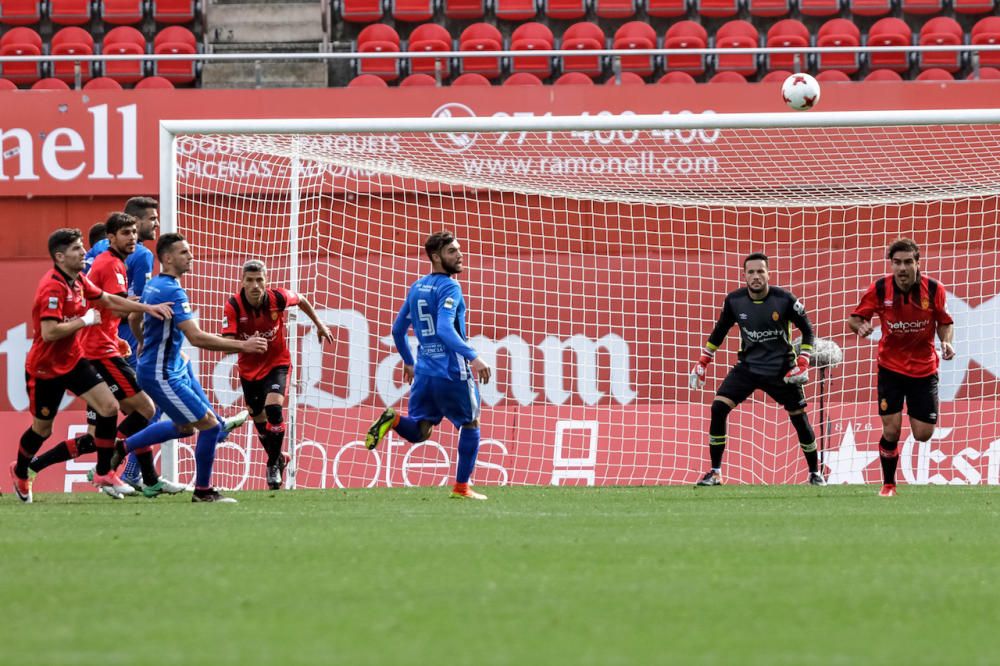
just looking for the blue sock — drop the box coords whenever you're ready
[126,420,184,452]
[194,423,222,489]
[122,453,140,480]
[394,416,424,443]
[456,427,480,484]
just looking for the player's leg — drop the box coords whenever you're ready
[262,372,290,490]
[90,357,152,490]
[11,373,63,503]
[696,366,754,486]
[78,371,132,497]
[189,362,249,440]
[876,367,906,496]
[188,410,237,503]
[366,373,437,450]
[763,379,825,485]
[436,376,487,500]
[900,373,939,491]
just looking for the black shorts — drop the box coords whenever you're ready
[716,363,807,412]
[878,366,939,424]
[239,365,289,416]
[25,358,103,420]
[90,356,142,401]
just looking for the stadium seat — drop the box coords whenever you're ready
[663,20,707,75]
[969,66,1000,79]
[918,16,963,72]
[391,0,432,22]
[152,25,197,84]
[400,72,437,85]
[657,70,696,83]
[604,71,645,84]
[51,27,95,83]
[32,77,71,89]
[408,23,452,78]
[495,0,538,19]
[972,17,1000,69]
[544,0,587,19]
[344,0,385,22]
[103,25,146,84]
[816,18,861,74]
[850,0,891,16]
[554,71,594,84]
[134,74,174,87]
[708,71,747,82]
[594,0,636,18]
[83,76,123,89]
[900,0,941,13]
[799,0,840,16]
[101,0,145,24]
[152,0,196,24]
[916,67,953,80]
[560,22,605,78]
[612,21,657,77]
[49,0,92,25]
[864,68,903,80]
[765,19,809,73]
[815,68,850,80]
[760,69,791,81]
[451,72,491,85]
[444,0,485,18]
[0,27,43,85]
[355,23,400,81]
[503,72,543,85]
[510,22,554,79]
[867,17,911,73]
[0,0,42,25]
[347,73,389,86]
[748,0,790,17]
[696,0,739,18]
[459,23,502,79]
[954,0,995,13]
[0,77,18,89]
[715,20,759,76]
[646,0,687,16]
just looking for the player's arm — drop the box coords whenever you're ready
[99,292,173,320]
[690,297,736,390]
[39,314,98,341]
[434,286,490,384]
[937,323,956,360]
[295,295,333,344]
[178,319,267,354]
[848,282,878,337]
[128,311,144,355]
[784,296,814,385]
[391,300,416,383]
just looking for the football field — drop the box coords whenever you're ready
[2,485,998,665]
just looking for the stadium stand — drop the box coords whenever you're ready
[0,27,43,85]
[867,17,912,73]
[865,68,905,80]
[134,75,175,88]
[509,22,554,79]
[657,70,696,83]
[451,72,492,84]
[594,0,637,19]
[344,0,386,22]
[103,26,147,84]
[83,76,124,88]
[504,71,544,84]
[612,21,657,76]
[443,0,487,19]
[765,19,809,73]
[544,0,588,19]
[152,0,196,24]
[664,20,708,75]
[918,16,963,72]
[816,18,861,74]
[100,0,146,25]
[459,23,503,79]
[815,68,852,80]
[348,72,390,85]
[748,0,790,17]
[696,0,740,18]
[153,25,197,84]
[407,23,452,77]
[495,0,539,20]
[560,21,605,78]
[646,0,688,16]
[760,69,791,81]
[916,67,954,79]
[714,19,759,76]
[605,71,646,84]
[972,17,1000,69]
[400,72,438,85]
[0,0,42,25]
[0,77,18,89]
[50,26,95,83]
[354,23,401,80]
[31,76,71,88]
[49,0,92,25]
[708,70,747,82]
[554,71,595,83]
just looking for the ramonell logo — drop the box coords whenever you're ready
[429,103,478,154]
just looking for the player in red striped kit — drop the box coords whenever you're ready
[848,238,956,497]
[221,260,333,489]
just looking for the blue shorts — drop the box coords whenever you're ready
[140,369,212,426]
[408,373,481,429]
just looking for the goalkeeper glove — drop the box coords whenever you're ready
[784,353,810,385]
[689,349,714,390]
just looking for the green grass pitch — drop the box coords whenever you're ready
[2,485,998,665]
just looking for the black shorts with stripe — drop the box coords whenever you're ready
[25,358,103,420]
[239,365,289,417]
[716,362,807,412]
[877,366,939,424]
[90,355,143,401]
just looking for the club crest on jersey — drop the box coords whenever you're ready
[41,407,50,417]
[271,312,278,321]
[771,311,780,321]
[793,299,806,315]
[47,296,59,309]
[443,297,455,310]
[880,399,889,411]
[921,298,930,309]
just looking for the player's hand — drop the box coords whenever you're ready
[146,302,174,320]
[117,338,131,358]
[689,352,711,390]
[470,357,491,384]
[242,336,268,354]
[784,355,810,385]
[855,319,874,338]
[402,364,415,384]
[941,341,956,360]
[316,324,334,344]
[80,309,101,327]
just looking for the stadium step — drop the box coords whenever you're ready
[207,1,327,45]
[201,59,329,88]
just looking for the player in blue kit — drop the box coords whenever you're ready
[83,222,109,274]
[126,233,267,503]
[365,231,493,500]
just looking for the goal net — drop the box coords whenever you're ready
[161,111,1000,490]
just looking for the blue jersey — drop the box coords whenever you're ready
[137,274,194,380]
[392,273,477,381]
[118,243,154,351]
[84,239,109,274]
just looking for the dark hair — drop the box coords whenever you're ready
[242,259,266,274]
[743,252,769,269]
[49,228,83,260]
[887,237,920,261]
[156,232,185,261]
[425,230,456,260]
[124,196,158,219]
[105,212,137,236]
[87,222,106,248]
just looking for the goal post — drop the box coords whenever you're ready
[159,110,1000,489]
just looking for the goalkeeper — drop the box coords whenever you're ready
[689,252,825,486]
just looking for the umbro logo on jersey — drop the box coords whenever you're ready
[739,313,748,320]
[883,299,893,306]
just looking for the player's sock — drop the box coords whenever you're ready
[393,415,424,443]
[194,423,223,489]
[135,450,159,486]
[455,427,480,484]
[264,404,286,461]
[879,436,900,485]
[125,420,184,452]
[16,429,48,479]
[789,412,819,474]
[709,400,731,470]
[117,411,149,438]
[254,421,278,465]
[122,454,141,481]
[29,434,96,474]
[94,414,118,476]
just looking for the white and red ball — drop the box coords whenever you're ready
[781,73,821,111]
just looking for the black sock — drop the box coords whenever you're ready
[879,437,899,485]
[254,421,277,465]
[804,449,819,474]
[16,429,48,478]
[136,450,159,486]
[117,411,149,438]
[94,414,117,475]
[264,404,286,463]
[29,434,95,474]
[709,401,731,471]
[710,440,726,469]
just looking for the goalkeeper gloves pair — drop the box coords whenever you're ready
[689,347,811,389]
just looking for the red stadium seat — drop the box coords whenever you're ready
[444,0,485,18]
[900,0,941,13]
[972,17,1000,69]
[51,26,95,83]
[355,23,400,81]
[400,72,437,85]
[696,0,739,18]
[867,17,911,73]
[604,71,645,84]
[451,72,491,85]
[798,0,840,16]
[408,23,451,77]
[595,0,636,18]
[503,72,543,85]
[969,66,1000,79]
[103,26,146,84]
[495,0,538,19]
[510,23,554,79]
[32,77,71,89]
[748,0,789,17]
[0,0,42,25]
[864,68,903,80]
[49,0,92,25]
[816,18,861,74]
[0,27,42,85]
[916,67,953,80]
[663,20,707,75]
[0,77,18,89]
[850,0,891,16]
[343,0,385,22]
[560,22,605,78]
[134,75,175,88]
[765,19,808,73]
[646,0,687,16]
[84,76,123,89]
[152,0,196,23]
[954,0,995,13]
[815,68,851,80]
[715,20,759,76]
[153,25,197,84]
[391,0,431,22]
[101,0,145,24]
[657,70,696,83]
[708,71,747,83]
[459,23,503,79]
[612,21,657,77]
[760,69,791,82]
[919,16,963,72]
[554,71,594,84]
[544,0,587,19]
[348,73,389,86]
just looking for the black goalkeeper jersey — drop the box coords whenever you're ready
[707,286,814,377]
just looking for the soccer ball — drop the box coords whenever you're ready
[781,73,821,111]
